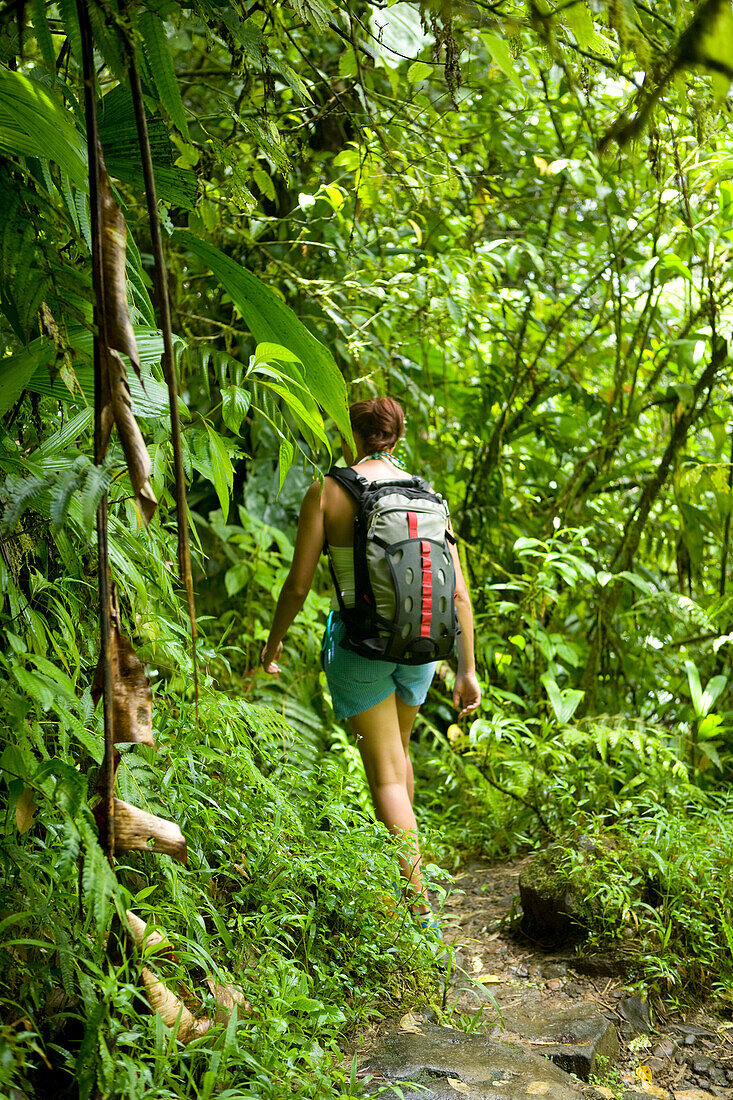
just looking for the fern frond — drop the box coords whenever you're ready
[40,158,55,199]
[80,820,116,943]
[76,191,91,251]
[50,457,88,532]
[86,0,127,82]
[137,10,190,140]
[56,0,83,65]
[28,278,54,332]
[115,750,163,811]
[79,463,112,535]
[59,169,81,237]
[57,818,80,881]
[54,927,76,997]
[125,234,155,327]
[56,698,103,760]
[1,474,48,533]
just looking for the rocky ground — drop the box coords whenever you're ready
[355,858,733,1099]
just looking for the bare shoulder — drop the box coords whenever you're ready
[301,476,351,513]
[298,480,325,518]
[303,480,323,503]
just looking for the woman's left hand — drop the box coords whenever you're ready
[260,640,283,675]
[453,670,481,719]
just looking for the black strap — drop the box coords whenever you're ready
[325,465,370,503]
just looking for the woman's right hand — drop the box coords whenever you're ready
[453,670,481,719]
[260,640,283,675]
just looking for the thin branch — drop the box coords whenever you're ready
[125,40,199,721]
[77,0,115,862]
[474,756,552,834]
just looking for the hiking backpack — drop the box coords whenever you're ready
[325,467,458,665]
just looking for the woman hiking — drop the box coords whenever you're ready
[261,397,481,927]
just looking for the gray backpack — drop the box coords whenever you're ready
[326,467,458,665]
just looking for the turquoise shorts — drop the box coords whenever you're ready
[321,613,437,721]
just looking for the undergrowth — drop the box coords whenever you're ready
[554,801,733,1005]
[410,694,733,1007]
[1,677,444,1098]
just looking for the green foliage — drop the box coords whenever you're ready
[0,667,444,1096]
[136,9,190,142]
[175,231,352,446]
[0,68,87,186]
[3,0,733,1090]
[550,804,733,1001]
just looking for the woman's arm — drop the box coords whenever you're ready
[448,534,482,719]
[261,481,325,674]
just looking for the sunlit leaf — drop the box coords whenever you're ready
[205,421,234,521]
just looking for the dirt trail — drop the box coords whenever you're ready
[441,858,733,1097]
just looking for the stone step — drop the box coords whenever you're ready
[494,1004,620,1080]
[361,1023,605,1100]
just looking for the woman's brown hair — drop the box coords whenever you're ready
[349,397,405,453]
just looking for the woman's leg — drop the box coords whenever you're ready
[349,693,425,901]
[395,697,421,806]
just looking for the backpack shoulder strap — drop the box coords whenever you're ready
[325,465,369,503]
[410,476,433,493]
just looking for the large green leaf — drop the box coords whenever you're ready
[0,70,195,212]
[205,421,234,521]
[0,69,87,187]
[29,0,56,69]
[0,340,52,418]
[174,231,352,443]
[540,674,584,726]
[136,10,190,140]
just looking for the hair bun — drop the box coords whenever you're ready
[349,397,405,452]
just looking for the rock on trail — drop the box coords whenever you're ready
[361,1023,602,1100]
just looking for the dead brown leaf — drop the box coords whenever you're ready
[94,152,157,525]
[91,628,154,745]
[15,788,37,834]
[205,978,250,1023]
[140,966,196,1043]
[95,798,187,863]
[104,347,157,523]
[125,911,176,959]
[99,155,142,380]
[447,1079,471,1094]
